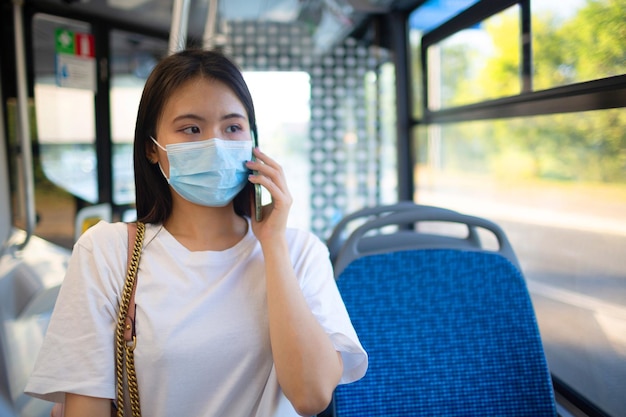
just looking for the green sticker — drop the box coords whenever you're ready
[55,28,75,55]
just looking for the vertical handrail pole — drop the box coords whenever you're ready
[169,0,191,54]
[203,0,219,49]
[13,0,36,249]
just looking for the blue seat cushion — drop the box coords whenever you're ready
[334,249,556,417]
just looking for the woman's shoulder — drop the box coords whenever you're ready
[80,220,127,238]
[285,227,329,255]
[74,220,129,252]
[285,226,319,243]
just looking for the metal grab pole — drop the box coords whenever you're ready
[169,0,191,54]
[203,0,219,49]
[13,0,36,249]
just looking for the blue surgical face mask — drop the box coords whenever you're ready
[150,136,252,207]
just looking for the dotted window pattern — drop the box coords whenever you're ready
[220,21,393,238]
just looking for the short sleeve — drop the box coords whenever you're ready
[291,231,368,384]
[24,221,128,402]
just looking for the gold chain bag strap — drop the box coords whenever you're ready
[49,223,145,417]
[114,221,145,417]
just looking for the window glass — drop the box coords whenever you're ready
[409,29,423,120]
[414,108,626,417]
[345,63,397,212]
[409,0,481,33]
[33,15,97,204]
[244,71,312,230]
[378,63,398,205]
[31,14,96,247]
[531,0,626,90]
[426,5,520,109]
[409,0,481,117]
[110,30,167,206]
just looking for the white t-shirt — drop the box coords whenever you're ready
[25,220,367,417]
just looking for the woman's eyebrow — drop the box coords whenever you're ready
[171,113,246,123]
[172,113,205,123]
[221,112,247,121]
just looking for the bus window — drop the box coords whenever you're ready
[243,71,312,230]
[375,63,398,206]
[110,30,167,209]
[409,0,480,33]
[33,15,97,203]
[531,0,624,90]
[425,4,521,109]
[31,14,96,247]
[412,0,626,414]
[408,0,482,118]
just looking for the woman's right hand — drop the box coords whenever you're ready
[246,147,292,244]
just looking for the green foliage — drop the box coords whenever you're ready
[562,0,626,81]
[435,0,626,184]
[440,43,474,106]
[477,11,520,99]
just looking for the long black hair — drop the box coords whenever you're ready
[133,48,257,223]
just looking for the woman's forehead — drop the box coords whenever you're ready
[156,77,249,128]
[164,77,246,114]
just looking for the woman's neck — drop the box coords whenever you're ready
[164,201,248,251]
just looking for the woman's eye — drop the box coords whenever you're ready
[181,126,201,135]
[225,125,242,133]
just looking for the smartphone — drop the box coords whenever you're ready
[251,130,262,221]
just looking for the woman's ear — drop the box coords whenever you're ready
[146,138,159,164]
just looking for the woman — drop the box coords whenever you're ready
[25,49,367,417]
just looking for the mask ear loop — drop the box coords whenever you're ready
[150,136,167,151]
[150,136,170,182]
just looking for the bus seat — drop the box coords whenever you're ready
[326,202,478,265]
[4,263,45,319]
[0,231,69,417]
[74,203,112,243]
[326,201,430,263]
[332,205,520,278]
[332,249,557,417]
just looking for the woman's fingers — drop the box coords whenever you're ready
[247,148,292,208]
[249,148,284,185]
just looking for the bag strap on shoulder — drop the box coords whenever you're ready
[115,221,145,417]
[123,222,140,343]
